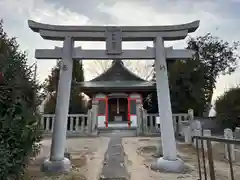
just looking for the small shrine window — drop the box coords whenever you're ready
[112,41,116,50]
[98,100,106,115]
[130,100,136,115]
[112,33,116,40]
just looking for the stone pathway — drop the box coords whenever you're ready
[100,137,129,180]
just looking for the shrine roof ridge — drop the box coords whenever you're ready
[28,20,200,33]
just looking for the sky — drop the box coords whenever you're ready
[1,0,240,115]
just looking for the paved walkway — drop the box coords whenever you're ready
[100,137,129,180]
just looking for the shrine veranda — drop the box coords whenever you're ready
[29,20,200,173]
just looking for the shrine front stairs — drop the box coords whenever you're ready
[98,126,137,137]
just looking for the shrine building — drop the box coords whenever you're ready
[79,59,155,128]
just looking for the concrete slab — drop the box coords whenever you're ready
[100,137,129,180]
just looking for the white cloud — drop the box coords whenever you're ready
[98,0,240,107]
[1,0,92,82]
[1,0,240,112]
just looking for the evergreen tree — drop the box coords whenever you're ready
[147,33,239,116]
[43,60,87,114]
[187,33,239,110]
[168,59,206,115]
[215,87,240,129]
[0,19,42,179]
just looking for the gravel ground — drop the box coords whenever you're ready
[25,137,109,180]
[26,136,240,180]
[122,137,199,180]
[123,137,240,180]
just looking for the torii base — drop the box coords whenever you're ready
[41,158,71,173]
[151,157,185,173]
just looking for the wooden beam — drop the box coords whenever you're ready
[35,47,194,60]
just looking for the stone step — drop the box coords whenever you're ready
[98,126,136,131]
[98,128,137,137]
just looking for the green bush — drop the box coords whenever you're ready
[0,100,42,179]
[215,87,240,129]
[0,19,42,180]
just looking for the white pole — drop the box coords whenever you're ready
[117,98,119,114]
[152,36,184,172]
[154,36,177,160]
[34,60,37,82]
[50,36,74,161]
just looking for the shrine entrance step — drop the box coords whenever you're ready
[98,127,137,137]
[108,121,129,128]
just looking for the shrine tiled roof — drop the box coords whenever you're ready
[77,60,155,92]
[79,81,155,88]
[89,60,147,82]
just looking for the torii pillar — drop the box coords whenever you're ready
[42,37,74,172]
[151,36,184,172]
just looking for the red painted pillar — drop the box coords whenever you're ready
[127,96,131,128]
[140,94,143,104]
[0,72,4,85]
[105,96,108,128]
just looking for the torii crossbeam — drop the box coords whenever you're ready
[35,46,194,60]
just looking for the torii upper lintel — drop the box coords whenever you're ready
[28,20,199,33]
[28,20,200,41]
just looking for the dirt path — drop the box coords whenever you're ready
[122,137,240,180]
[26,137,109,180]
[123,137,199,180]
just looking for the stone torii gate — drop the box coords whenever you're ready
[28,20,199,173]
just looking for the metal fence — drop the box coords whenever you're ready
[192,136,240,180]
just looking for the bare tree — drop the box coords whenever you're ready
[83,59,154,81]
[123,60,154,81]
